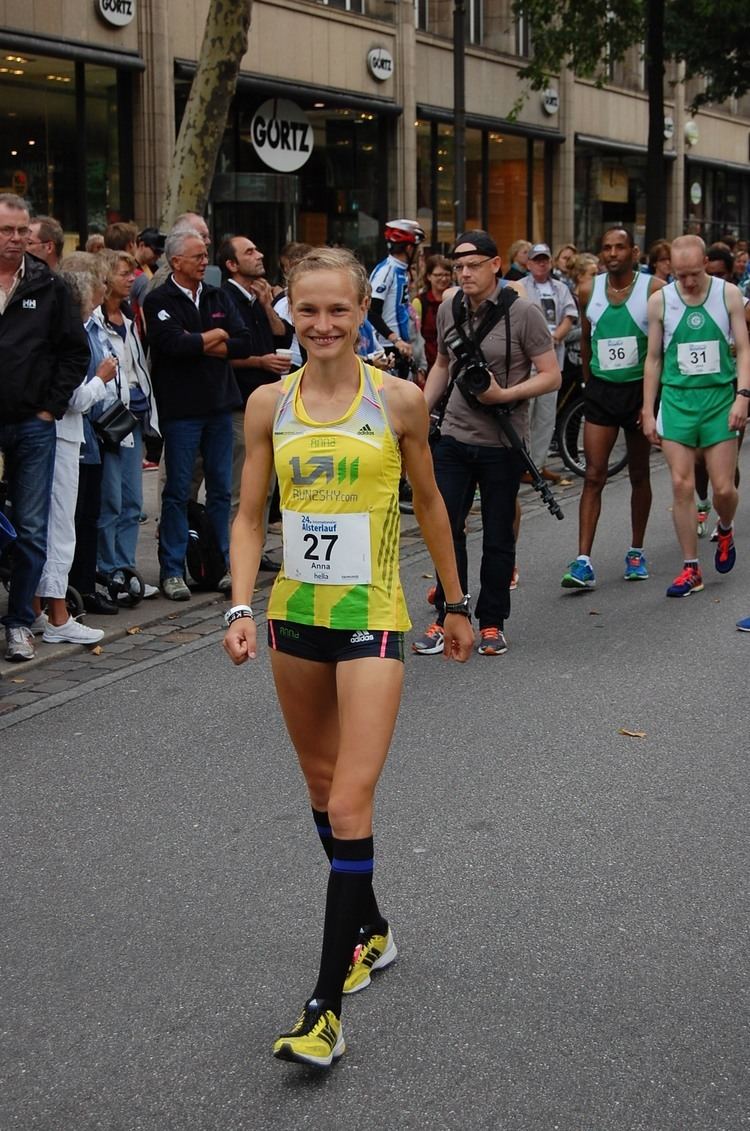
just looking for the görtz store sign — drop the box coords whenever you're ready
[97,0,136,27]
[251,99,314,173]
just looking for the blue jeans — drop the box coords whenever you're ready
[0,416,56,629]
[97,424,144,574]
[432,434,523,630]
[159,414,232,580]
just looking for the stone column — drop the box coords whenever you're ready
[133,0,174,226]
[552,65,576,246]
[394,0,417,217]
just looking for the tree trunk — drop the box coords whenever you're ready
[644,0,666,249]
[160,0,253,228]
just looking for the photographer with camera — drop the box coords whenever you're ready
[415,231,561,656]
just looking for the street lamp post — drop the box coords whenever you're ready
[453,0,466,235]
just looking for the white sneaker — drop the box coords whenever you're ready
[5,626,35,662]
[42,617,105,645]
[142,582,159,599]
[30,612,49,635]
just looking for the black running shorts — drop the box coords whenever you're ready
[268,619,405,663]
[583,374,644,432]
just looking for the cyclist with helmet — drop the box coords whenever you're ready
[368,219,425,361]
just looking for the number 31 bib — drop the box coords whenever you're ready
[283,512,372,585]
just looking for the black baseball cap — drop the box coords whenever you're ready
[138,227,166,253]
[452,230,499,258]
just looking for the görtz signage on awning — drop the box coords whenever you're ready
[250,99,313,173]
[97,0,136,26]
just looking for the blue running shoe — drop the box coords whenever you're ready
[714,526,736,574]
[623,550,649,580]
[736,616,750,632]
[561,558,596,589]
[666,565,704,597]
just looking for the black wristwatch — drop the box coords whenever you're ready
[444,594,472,618]
[737,388,750,399]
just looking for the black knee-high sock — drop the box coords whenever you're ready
[311,836,374,1016]
[312,810,387,934]
[312,807,334,862]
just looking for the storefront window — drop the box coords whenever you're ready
[574,149,646,251]
[436,123,455,246]
[685,165,750,243]
[0,54,77,231]
[220,101,386,265]
[531,139,546,242]
[85,66,122,231]
[487,133,528,260]
[0,53,128,244]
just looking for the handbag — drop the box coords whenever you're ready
[93,368,138,452]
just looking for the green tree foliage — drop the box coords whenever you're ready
[511,0,750,111]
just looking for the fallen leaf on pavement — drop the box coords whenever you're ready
[91,645,103,655]
[10,677,24,684]
[558,477,573,486]
[126,626,142,635]
[618,727,647,738]
[422,573,434,579]
[588,609,601,616]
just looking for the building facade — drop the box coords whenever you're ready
[2,0,750,268]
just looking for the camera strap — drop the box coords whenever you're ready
[450,286,516,382]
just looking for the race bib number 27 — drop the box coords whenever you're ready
[283,512,372,585]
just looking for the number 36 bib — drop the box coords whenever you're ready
[283,512,372,585]
[597,336,638,370]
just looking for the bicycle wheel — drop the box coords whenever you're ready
[556,397,629,479]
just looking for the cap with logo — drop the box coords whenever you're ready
[529,243,552,259]
[452,230,499,259]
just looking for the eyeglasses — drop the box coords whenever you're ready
[179,252,209,263]
[455,258,492,273]
[0,225,31,239]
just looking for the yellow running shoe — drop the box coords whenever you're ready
[273,999,345,1068]
[343,926,397,994]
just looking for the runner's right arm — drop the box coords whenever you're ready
[224,383,279,665]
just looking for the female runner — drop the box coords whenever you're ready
[223,248,474,1068]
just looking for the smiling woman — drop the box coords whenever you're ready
[223,246,473,1070]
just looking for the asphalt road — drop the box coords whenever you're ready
[2,452,749,1131]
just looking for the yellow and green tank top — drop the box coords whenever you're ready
[267,361,411,631]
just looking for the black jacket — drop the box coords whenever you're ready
[0,254,91,423]
[222,281,291,404]
[143,277,252,421]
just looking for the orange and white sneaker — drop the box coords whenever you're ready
[477,626,508,655]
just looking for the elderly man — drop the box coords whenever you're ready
[143,228,252,600]
[0,192,90,661]
[518,242,577,481]
[643,234,750,599]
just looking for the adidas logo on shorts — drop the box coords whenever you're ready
[357,423,374,435]
[350,630,375,644]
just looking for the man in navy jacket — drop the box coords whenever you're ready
[0,192,90,661]
[144,227,252,600]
